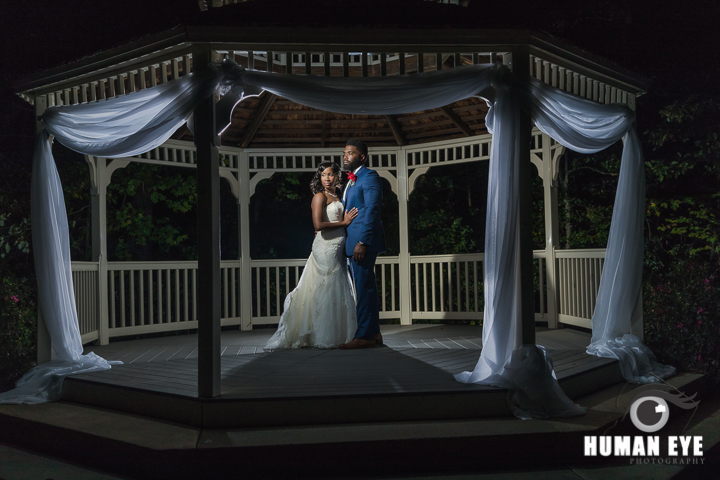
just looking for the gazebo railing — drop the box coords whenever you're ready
[556,248,606,329]
[100,261,244,338]
[410,254,484,321]
[71,262,100,344]
[70,249,603,344]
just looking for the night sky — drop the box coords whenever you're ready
[2,1,718,84]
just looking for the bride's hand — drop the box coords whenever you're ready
[343,208,358,225]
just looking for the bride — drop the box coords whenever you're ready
[264,161,359,350]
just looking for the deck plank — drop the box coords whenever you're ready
[72,326,610,401]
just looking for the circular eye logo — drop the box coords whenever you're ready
[624,389,701,434]
[629,396,669,433]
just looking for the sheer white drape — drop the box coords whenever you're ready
[527,78,675,383]
[0,67,225,404]
[2,60,672,410]
[236,64,495,114]
[0,132,119,404]
[454,77,586,418]
[455,74,674,415]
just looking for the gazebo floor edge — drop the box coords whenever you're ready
[58,355,625,429]
[0,373,707,480]
[56,326,627,428]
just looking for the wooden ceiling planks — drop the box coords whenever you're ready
[213,94,489,148]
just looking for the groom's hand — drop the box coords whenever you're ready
[353,243,367,263]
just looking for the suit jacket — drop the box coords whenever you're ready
[344,166,386,256]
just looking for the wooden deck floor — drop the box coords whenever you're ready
[73,325,611,398]
[63,325,622,427]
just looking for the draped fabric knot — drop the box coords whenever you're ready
[489,63,513,90]
[214,59,246,95]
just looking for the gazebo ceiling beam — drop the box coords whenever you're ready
[385,115,407,146]
[441,105,474,137]
[255,128,394,134]
[403,119,464,130]
[238,92,277,148]
[397,110,452,122]
[249,136,398,143]
[260,119,389,125]
[406,129,463,140]
[320,111,327,148]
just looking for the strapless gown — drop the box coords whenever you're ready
[264,201,357,350]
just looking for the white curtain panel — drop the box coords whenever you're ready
[1,66,225,404]
[1,61,671,412]
[453,78,586,418]
[527,78,674,383]
[0,132,120,404]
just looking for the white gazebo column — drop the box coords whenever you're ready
[194,44,222,398]
[35,94,52,364]
[627,92,644,341]
[514,46,537,345]
[238,152,253,331]
[397,148,412,325]
[541,135,561,329]
[88,155,110,344]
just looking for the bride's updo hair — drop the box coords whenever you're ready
[310,161,343,194]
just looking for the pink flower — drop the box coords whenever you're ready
[11,295,19,303]
[704,278,710,284]
[697,308,704,314]
[677,322,684,329]
[698,320,702,326]
[698,355,703,363]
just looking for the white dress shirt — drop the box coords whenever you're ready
[342,165,364,203]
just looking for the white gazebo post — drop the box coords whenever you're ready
[238,151,253,331]
[194,44,222,397]
[541,134,562,329]
[88,155,110,345]
[34,93,52,364]
[514,45,537,345]
[397,148,412,326]
[626,92,644,341]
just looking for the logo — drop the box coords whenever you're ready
[584,386,704,465]
[624,389,700,433]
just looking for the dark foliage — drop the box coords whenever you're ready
[0,268,36,387]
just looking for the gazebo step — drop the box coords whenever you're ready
[61,376,508,428]
[0,373,707,480]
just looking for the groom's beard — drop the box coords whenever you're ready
[345,158,364,171]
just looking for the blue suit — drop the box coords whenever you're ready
[344,166,385,340]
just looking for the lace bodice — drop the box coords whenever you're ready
[319,201,346,242]
[324,201,344,222]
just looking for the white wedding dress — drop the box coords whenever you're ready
[264,201,357,350]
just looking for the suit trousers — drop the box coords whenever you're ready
[349,251,380,340]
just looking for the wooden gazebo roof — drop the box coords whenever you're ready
[174,93,488,148]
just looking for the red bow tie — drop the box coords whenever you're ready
[347,172,357,182]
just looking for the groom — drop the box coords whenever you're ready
[340,139,386,349]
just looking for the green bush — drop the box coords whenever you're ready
[643,246,720,382]
[0,269,37,388]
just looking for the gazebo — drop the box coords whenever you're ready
[6,0,656,417]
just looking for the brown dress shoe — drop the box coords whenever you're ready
[339,338,376,349]
[375,333,383,345]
